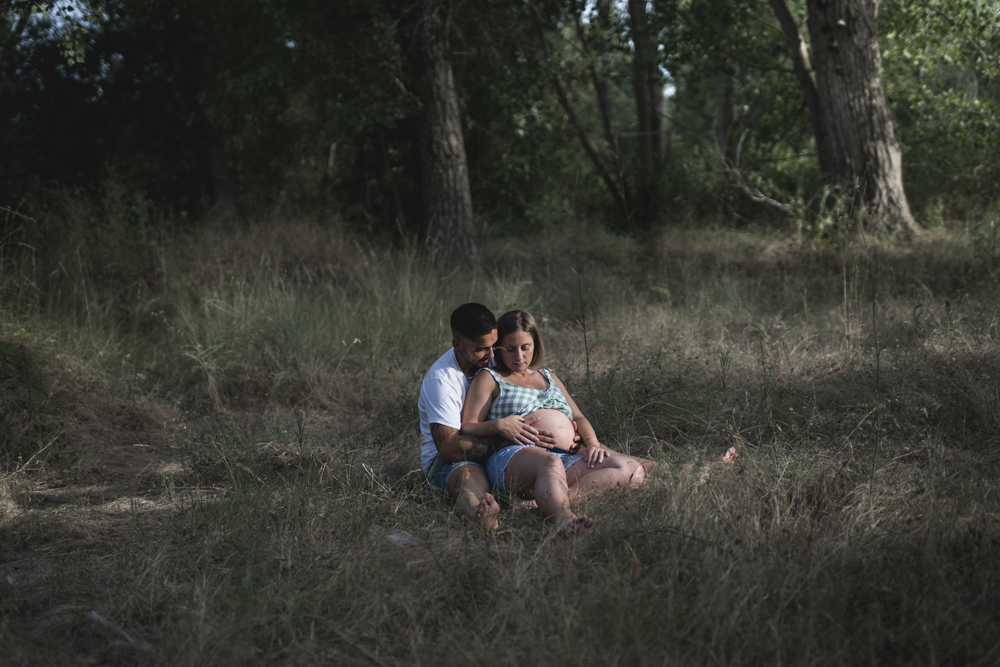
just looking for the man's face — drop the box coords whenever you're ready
[453,329,497,376]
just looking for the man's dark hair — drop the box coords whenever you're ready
[451,303,496,339]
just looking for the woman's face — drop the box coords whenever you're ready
[497,330,534,373]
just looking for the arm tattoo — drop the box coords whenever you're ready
[459,434,506,464]
[430,423,450,447]
[430,423,507,465]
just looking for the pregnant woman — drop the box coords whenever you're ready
[461,310,646,532]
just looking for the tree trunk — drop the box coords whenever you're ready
[714,69,733,161]
[529,0,629,219]
[628,0,657,224]
[650,64,666,170]
[173,16,238,221]
[805,0,918,233]
[414,0,478,266]
[768,0,843,178]
[573,0,633,221]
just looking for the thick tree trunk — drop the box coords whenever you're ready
[805,0,918,233]
[628,0,657,224]
[414,0,478,266]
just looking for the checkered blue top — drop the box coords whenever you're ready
[478,367,574,421]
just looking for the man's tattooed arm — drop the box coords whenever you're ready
[458,434,506,463]
[431,423,508,466]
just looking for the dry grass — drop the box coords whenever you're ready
[1,216,999,665]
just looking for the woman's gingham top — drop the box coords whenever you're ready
[478,367,575,421]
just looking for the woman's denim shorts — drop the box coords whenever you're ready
[487,445,582,496]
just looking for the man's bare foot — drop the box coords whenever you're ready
[555,514,593,535]
[476,493,500,532]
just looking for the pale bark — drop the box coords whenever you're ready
[415,0,478,265]
[714,70,733,160]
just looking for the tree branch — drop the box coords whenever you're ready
[716,129,800,216]
[527,0,628,214]
[572,3,632,213]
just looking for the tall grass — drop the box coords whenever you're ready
[2,202,1000,665]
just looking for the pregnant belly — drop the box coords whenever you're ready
[525,409,575,451]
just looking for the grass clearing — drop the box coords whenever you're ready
[2,216,1000,665]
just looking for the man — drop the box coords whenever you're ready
[418,303,556,531]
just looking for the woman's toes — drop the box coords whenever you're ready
[557,514,593,535]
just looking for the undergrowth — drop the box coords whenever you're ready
[1,207,999,665]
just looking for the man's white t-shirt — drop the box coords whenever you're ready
[418,348,472,472]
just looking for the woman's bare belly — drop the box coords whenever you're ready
[525,409,575,451]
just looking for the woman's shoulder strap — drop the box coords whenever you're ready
[477,367,503,382]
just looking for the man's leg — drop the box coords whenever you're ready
[503,447,592,534]
[445,463,499,532]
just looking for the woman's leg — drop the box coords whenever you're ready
[565,454,646,502]
[504,447,592,533]
[681,446,739,482]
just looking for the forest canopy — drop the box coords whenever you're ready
[2,0,998,256]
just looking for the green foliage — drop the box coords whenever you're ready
[3,0,1000,239]
[882,0,1000,216]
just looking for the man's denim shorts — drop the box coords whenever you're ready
[487,445,582,496]
[425,456,486,497]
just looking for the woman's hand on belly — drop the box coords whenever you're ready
[525,409,576,451]
[494,415,543,446]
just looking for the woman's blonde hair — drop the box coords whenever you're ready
[495,310,544,371]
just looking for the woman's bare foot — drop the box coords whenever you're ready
[509,498,538,514]
[680,448,740,482]
[555,514,594,535]
[697,447,739,483]
[476,493,500,532]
